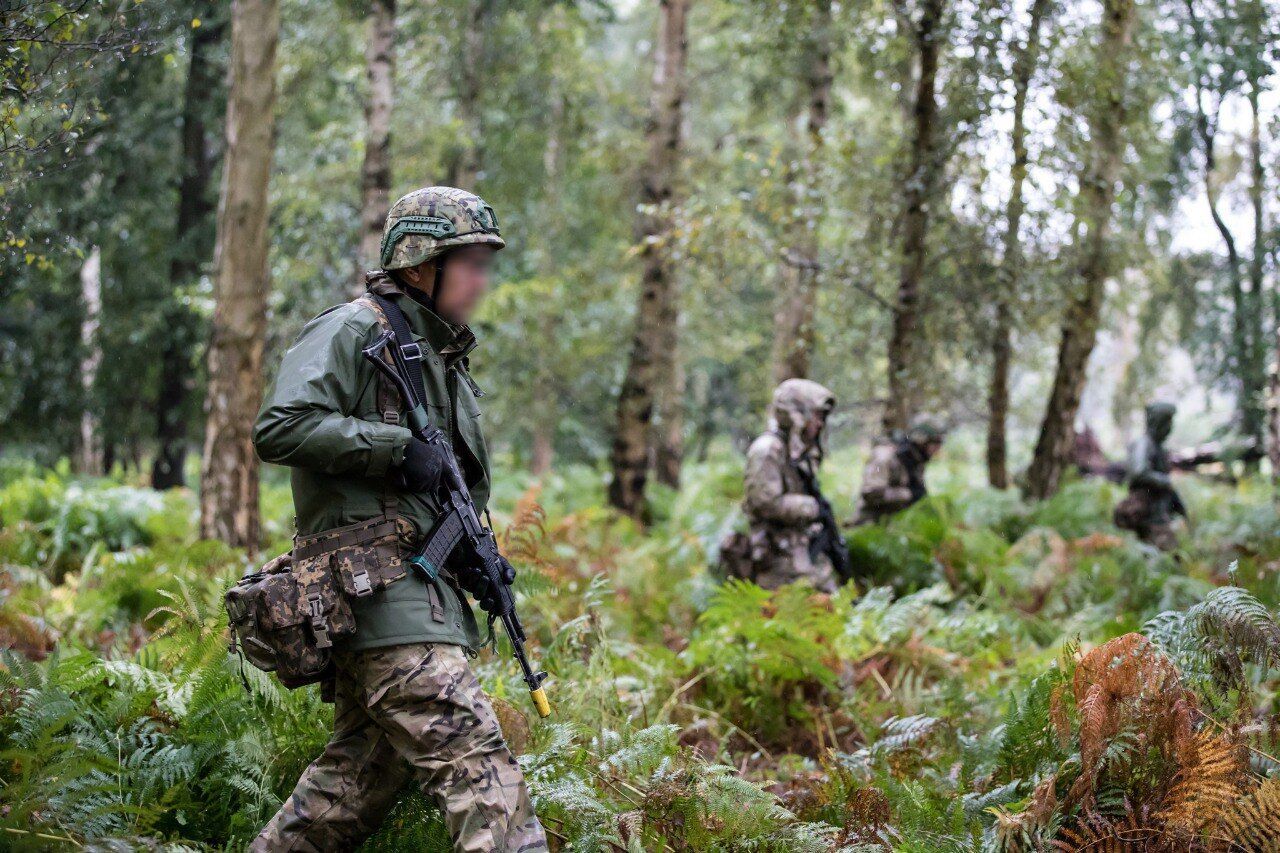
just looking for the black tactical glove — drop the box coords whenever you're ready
[395,438,450,494]
[460,555,517,616]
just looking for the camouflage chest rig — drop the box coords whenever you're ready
[224,281,423,689]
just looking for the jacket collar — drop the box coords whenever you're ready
[367,271,478,366]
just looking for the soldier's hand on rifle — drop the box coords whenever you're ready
[395,438,451,494]
[459,555,517,615]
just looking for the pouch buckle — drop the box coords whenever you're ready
[351,567,374,596]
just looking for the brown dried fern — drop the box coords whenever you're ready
[1053,804,1181,852]
[1219,777,1280,851]
[1157,729,1248,838]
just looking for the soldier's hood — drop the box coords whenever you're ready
[1145,402,1175,439]
[767,378,835,461]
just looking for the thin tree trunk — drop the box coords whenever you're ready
[770,0,833,383]
[884,0,945,432]
[987,0,1050,489]
[653,349,684,487]
[1247,85,1267,471]
[200,0,279,550]
[1182,0,1263,455]
[1198,91,1258,447]
[355,0,395,291]
[153,9,225,490]
[1023,0,1135,500]
[76,246,104,476]
[608,0,691,518]
[448,0,489,188]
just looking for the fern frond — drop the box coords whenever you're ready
[1156,730,1247,837]
[1218,776,1280,849]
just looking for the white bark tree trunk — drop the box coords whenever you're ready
[355,0,395,291]
[200,0,279,550]
[76,246,104,476]
[608,0,692,518]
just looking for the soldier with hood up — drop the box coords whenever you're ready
[855,415,946,524]
[1114,401,1186,551]
[720,379,840,593]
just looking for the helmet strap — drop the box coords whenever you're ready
[431,257,446,304]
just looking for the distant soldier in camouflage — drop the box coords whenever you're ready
[855,415,945,524]
[252,187,547,852]
[1114,401,1185,551]
[721,379,839,593]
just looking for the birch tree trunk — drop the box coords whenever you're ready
[884,0,944,432]
[153,9,224,489]
[200,0,279,549]
[653,351,685,487]
[608,0,691,517]
[1247,85,1267,472]
[1023,0,1135,500]
[355,0,395,292]
[987,0,1050,489]
[770,0,833,383]
[76,246,104,476]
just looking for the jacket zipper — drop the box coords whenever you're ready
[446,368,458,446]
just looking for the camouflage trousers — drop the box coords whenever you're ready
[252,642,547,853]
[750,525,838,594]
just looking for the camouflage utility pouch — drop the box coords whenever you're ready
[224,548,357,689]
[296,517,408,599]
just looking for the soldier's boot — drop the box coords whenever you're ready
[251,679,413,851]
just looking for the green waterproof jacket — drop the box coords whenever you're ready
[254,282,490,652]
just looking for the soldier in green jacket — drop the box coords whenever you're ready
[251,187,547,852]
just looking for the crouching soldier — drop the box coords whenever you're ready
[719,379,840,593]
[1114,401,1185,551]
[251,187,547,852]
[855,416,945,524]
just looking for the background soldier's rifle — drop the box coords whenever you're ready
[795,462,853,586]
[362,313,550,718]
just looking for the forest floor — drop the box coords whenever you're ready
[3,445,1280,851]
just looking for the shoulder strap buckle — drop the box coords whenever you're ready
[399,341,423,362]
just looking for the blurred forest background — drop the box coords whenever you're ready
[5,0,1280,850]
[4,0,1278,511]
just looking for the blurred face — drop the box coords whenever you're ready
[400,245,496,324]
[924,438,943,459]
[803,408,829,443]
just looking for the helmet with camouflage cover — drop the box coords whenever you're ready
[906,414,946,446]
[380,186,505,270]
[769,379,836,460]
[770,379,836,434]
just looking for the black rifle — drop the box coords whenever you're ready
[362,322,550,718]
[794,461,853,586]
